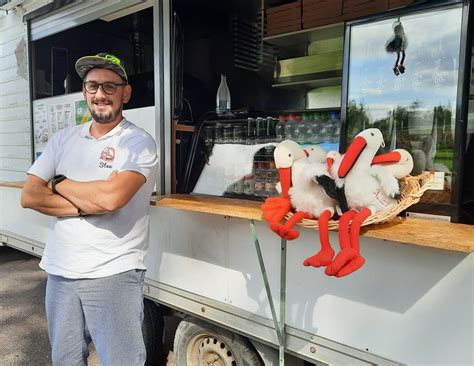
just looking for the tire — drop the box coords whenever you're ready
[142,298,164,366]
[173,317,262,366]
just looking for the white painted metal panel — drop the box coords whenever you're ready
[146,207,474,365]
[0,67,23,83]
[0,145,31,158]
[0,36,26,57]
[0,119,30,133]
[30,0,145,41]
[0,105,29,121]
[0,53,22,70]
[1,185,472,364]
[0,11,30,183]
[0,187,50,244]
[0,22,24,41]
[0,157,31,171]
[0,132,30,146]
[0,170,26,181]
[0,78,28,96]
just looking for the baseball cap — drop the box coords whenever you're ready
[75,53,128,82]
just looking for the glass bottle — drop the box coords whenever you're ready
[216,74,231,115]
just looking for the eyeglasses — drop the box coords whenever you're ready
[83,81,127,95]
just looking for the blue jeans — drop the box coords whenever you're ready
[45,270,146,366]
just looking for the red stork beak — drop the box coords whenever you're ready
[338,136,367,178]
[278,167,292,198]
[371,151,401,165]
[327,157,334,171]
[303,149,309,157]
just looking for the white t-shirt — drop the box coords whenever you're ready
[28,118,158,279]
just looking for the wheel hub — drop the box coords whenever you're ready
[187,333,237,366]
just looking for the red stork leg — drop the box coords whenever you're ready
[303,210,335,267]
[324,210,358,276]
[270,210,312,241]
[335,207,371,278]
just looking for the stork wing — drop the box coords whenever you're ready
[314,175,349,213]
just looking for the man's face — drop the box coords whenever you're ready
[83,68,132,124]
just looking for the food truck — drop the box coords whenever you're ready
[1,0,473,364]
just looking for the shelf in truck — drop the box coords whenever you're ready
[263,22,344,47]
[277,107,341,114]
[272,70,342,90]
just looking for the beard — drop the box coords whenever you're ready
[88,99,123,124]
[91,109,119,124]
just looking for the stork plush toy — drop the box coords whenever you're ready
[325,128,401,278]
[261,142,339,242]
[371,148,414,179]
[261,140,306,240]
[289,146,340,267]
[262,134,413,278]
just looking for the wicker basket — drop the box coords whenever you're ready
[286,175,433,230]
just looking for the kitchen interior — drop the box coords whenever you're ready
[172,0,474,223]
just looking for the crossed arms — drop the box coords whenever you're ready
[21,171,145,217]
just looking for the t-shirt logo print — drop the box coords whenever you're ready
[99,147,115,168]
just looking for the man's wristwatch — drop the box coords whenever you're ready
[51,174,67,194]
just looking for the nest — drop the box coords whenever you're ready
[286,175,433,230]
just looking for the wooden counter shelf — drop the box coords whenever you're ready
[152,194,474,253]
[150,194,263,221]
[0,181,25,189]
[2,182,473,253]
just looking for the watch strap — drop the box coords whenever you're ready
[51,174,67,194]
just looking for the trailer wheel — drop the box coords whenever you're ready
[173,317,262,366]
[142,298,164,366]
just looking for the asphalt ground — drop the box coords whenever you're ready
[0,246,100,366]
[0,246,177,366]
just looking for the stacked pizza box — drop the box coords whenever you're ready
[269,0,415,35]
[342,0,389,20]
[266,1,302,36]
[302,0,344,29]
[388,0,414,9]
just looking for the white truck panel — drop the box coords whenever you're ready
[1,186,472,365]
[146,206,473,365]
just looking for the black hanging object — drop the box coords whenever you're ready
[385,20,408,76]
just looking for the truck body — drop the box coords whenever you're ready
[1,0,473,365]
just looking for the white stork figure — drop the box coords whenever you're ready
[287,146,341,268]
[371,148,414,179]
[261,140,307,240]
[325,128,401,278]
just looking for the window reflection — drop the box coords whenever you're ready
[346,6,463,204]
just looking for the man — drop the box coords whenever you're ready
[21,53,158,365]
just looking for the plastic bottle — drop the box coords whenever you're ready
[276,115,286,142]
[298,112,312,144]
[256,117,266,144]
[293,114,302,143]
[309,112,321,144]
[216,74,231,115]
[285,114,298,141]
[328,111,341,143]
[247,118,256,145]
[266,117,276,142]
